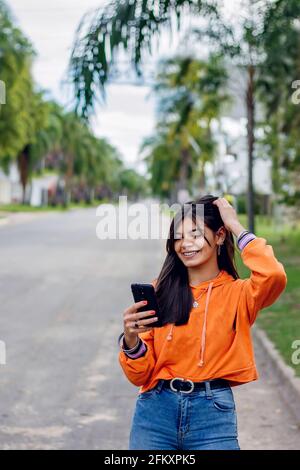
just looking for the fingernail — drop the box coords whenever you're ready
[143,301,147,304]
[151,310,156,314]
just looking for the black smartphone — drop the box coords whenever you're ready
[131,283,163,328]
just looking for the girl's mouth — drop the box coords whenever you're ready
[182,250,200,258]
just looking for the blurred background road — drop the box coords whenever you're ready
[0,210,299,449]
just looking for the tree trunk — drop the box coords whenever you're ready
[199,160,206,195]
[17,145,30,204]
[246,65,255,233]
[178,148,190,192]
[176,148,191,203]
[64,153,74,207]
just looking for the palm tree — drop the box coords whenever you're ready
[258,0,300,219]
[141,54,228,202]
[60,112,95,205]
[192,0,271,232]
[141,131,183,201]
[17,91,50,203]
[0,0,35,181]
[68,0,219,118]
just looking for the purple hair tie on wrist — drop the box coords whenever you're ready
[238,232,256,250]
[124,341,147,359]
[237,230,249,240]
[118,332,147,359]
[118,333,140,352]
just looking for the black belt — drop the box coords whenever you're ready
[162,378,229,394]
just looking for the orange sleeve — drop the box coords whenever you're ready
[239,237,287,325]
[119,328,156,387]
[118,279,158,387]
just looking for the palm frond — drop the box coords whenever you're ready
[68,0,219,118]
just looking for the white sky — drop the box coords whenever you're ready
[7,0,238,172]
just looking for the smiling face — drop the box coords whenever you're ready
[174,216,224,268]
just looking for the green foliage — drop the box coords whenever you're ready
[69,0,218,118]
[141,54,228,199]
[0,1,35,161]
[257,0,300,209]
[0,0,142,204]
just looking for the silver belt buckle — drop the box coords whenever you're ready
[170,377,195,394]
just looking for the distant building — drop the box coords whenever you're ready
[206,117,272,198]
[30,174,59,206]
[204,63,273,214]
[0,162,22,204]
[0,162,59,206]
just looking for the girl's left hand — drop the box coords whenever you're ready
[212,198,242,233]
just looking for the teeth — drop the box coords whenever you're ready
[183,251,199,256]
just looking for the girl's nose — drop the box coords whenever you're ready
[181,239,194,249]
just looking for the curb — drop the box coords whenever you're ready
[253,325,300,425]
[0,211,58,228]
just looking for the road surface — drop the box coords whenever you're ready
[0,208,299,449]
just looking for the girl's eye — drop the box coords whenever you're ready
[175,232,203,240]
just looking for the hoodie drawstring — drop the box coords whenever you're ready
[198,281,214,367]
[167,323,174,341]
[166,281,214,367]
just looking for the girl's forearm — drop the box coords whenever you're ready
[229,222,248,238]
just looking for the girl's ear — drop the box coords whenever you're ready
[216,225,227,241]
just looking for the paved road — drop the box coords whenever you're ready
[0,209,299,449]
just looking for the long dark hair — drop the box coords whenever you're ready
[155,195,240,326]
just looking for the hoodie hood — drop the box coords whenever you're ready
[166,269,235,367]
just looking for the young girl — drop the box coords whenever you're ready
[118,195,287,450]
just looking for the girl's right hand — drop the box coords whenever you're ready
[123,300,158,348]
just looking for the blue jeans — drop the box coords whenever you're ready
[129,379,240,450]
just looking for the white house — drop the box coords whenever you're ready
[0,162,22,204]
[0,162,59,206]
[205,116,272,197]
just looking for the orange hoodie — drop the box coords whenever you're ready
[119,237,287,394]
